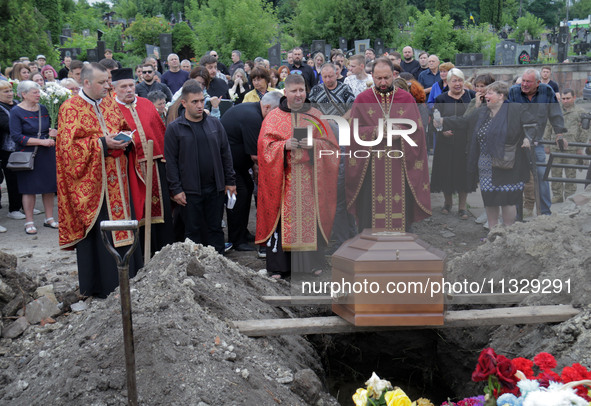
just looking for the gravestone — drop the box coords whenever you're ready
[159,33,173,60]
[59,48,81,60]
[145,45,160,59]
[59,36,70,46]
[97,29,104,41]
[557,26,570,63]
[374,38,384,56]
[82,29,90,38]
[97,40,106,60]
[45,30,52,44]
[495,40,517,65]
[339,37,348,52]
[62,28,72,39]
[523,40,541,61]
[325,44,332,60]
[86,48,99,63]
[516,44,533,64]
[354,39,371,55]
[455,53,483,66]
[311,40,326,56]
[267,43,281,68]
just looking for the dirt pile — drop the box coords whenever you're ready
[0,241,339,405]
[439,187,591,398]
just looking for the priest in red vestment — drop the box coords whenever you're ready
[255,74,339,278]
[112,68,174,255]
[57,63,145,298]
[346,57,431,232]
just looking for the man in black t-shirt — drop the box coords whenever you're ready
[288,47,316,92]
[400,46,421,80]
[540,66,560,98]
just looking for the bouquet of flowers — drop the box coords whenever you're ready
[40,82,72,129]
[471,347,591,405]
[352,372,415,406]
[8,79,19,101]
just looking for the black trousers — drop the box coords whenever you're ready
[0,150,23,212]
[183,187,225,254]
[76,202,143,299]
[226,167,254,245]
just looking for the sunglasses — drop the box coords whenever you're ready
[142,70,153,74]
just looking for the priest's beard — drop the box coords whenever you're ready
[376,85,394,95]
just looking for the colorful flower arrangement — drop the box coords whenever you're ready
[40,82,72,129]
[352,372,413,406]
[471,348,591,400]
[353,349,591,406]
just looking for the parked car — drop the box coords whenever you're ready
[583,75,591,100]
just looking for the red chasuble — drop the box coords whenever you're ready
[116,96,166,225]
[57,95,145,249]
[346,87,431,231]
[255,106,339,250]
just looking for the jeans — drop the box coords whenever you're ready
[534,144,552,215]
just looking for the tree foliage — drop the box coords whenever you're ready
[525,0,563,28]
[124,15,171,56]
[510,12,545,42]
[454,23,499,63]
[63,0,104,33]
[171,21,195,60]
[0,0,59,68]
[500,0,519,27]
[479,0,502,29]
[185,0,279,63]
[571,0,591,20]
[410,10,458,61]
[34,0,64,43]
[291,0,407,49]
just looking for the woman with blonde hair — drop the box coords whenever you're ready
[431,68,476,219]
[11,63,31,81]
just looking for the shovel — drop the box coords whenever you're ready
[100,220,140,406]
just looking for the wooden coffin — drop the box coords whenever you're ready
[331,229,446,326]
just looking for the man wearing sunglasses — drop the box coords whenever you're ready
[136,64,173,103]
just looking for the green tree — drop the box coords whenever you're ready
[185,0,279,63]
[63,0,104,33]
[525,0,562,27]
[510,12,545,42]
[124,15,171,56]
[454,23,499,63]
[410,10,458,61]
[480,0,503,29]
[0,0,59,67]
[34,0,64,43]
[571,0,591,20]
[500,0,519,27]
[172,21,195,60]
[435,0,449,16]
[291,0,407,48]
[102,25,125,52]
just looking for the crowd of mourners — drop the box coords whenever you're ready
[0,44,589,296]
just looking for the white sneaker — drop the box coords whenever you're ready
[0,225,6,233]
[33,209,42,215]
[7,211,26,220]
[475,212,487,224]
[483,221,489,230]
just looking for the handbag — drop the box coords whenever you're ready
[492,143,517,170]
[6,108,41,171]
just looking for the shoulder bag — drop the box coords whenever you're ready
[492,143,517,170]
[6,108,42,171]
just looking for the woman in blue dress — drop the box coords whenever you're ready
[436,81,532,228]
[10,81,58,235]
